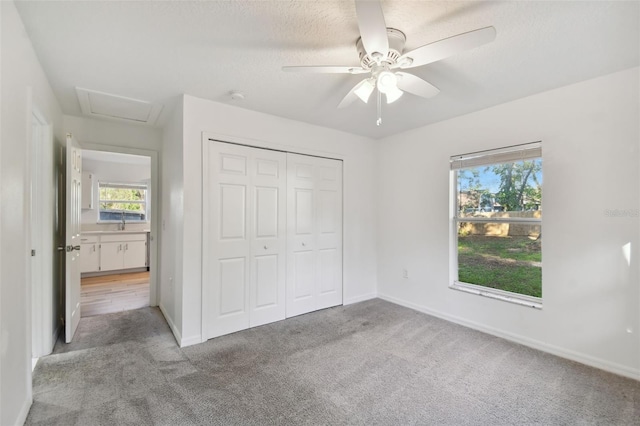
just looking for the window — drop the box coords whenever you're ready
[450,142,542,308]
[99,182,148,222]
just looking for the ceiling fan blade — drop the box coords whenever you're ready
[355,0,389,58]
[338,78,374,109]
[397,26,496,69]
[282,66,368,74]
[396,72,440,99]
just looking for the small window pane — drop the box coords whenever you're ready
[99,187,145,202]
[457,222,542,297]
[98,184,147,222]
[99,202,144,212]
[457,159,542,218]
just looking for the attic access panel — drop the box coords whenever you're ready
[76,87,163,125]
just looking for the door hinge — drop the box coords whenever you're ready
[31,249,36,257]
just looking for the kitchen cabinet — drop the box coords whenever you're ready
[99,241,124,272]
[123,240,147,269]
[99,233,147,272]
[80,235,100,273]
[80,232,148,274]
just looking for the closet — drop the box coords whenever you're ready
[286,153,343,317]
[202,141,343,340]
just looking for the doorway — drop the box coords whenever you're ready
[77,148,158,318]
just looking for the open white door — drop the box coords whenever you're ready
[65,134,82,342]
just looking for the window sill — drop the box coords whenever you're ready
[97,221,149,224]
[450,281,542,309]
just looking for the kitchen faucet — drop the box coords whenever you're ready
[120,211,126,230]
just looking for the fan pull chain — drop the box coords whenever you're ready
[376,90,382,126]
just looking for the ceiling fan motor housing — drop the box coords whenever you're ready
[357,28,406,69]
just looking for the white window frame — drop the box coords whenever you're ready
[449,142,543,309]
[98,181,149,223]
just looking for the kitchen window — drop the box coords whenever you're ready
[450,142,542,308]
[99,182,148,222]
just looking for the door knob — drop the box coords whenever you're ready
[264,245,268,250]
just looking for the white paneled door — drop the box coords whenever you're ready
[286,153,343,318]
[203,142,287,338]
[65,134,82,342]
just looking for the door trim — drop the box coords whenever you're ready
[30,106,53,357]
[207,138,343,162]
[201,132,345,342]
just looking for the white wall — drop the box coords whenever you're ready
[64,115,162,151]
[0,1,64,424]
[174,94,378,345]
[159,100,184,340]
[81,157,151,226]
[376,67,640,379]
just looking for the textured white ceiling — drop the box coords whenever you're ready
[15,0,640,139]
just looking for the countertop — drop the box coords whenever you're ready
[81,230,150,235]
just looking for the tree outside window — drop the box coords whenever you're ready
[99,183,147,222]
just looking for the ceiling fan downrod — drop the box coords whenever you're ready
[376,90,382,126]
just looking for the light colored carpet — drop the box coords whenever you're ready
[27,299,639,425]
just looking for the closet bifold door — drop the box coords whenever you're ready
[204,142,287,339]
[286,153,343,318]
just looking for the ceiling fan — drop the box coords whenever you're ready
[283,0,496,125]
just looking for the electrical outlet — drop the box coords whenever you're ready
[402,268,409,279]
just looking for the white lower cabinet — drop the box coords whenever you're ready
[123,240,147,269]
[80,236,100,273]
[99,241,125,272]
[81,232,148,273]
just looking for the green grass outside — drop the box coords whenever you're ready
[457,235,542,298]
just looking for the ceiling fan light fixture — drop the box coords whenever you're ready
[376,70,398,94]
[384,86,403,104]
[354,79,375,103]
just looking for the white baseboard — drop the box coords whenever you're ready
[158,302,181,346]
[378,293,640,381]
[344,292,377,305]
[15,396,32,426]
[51,324,61,353]
[158,303,202,348]
[81,267,147,278]
[179,335,203,348]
